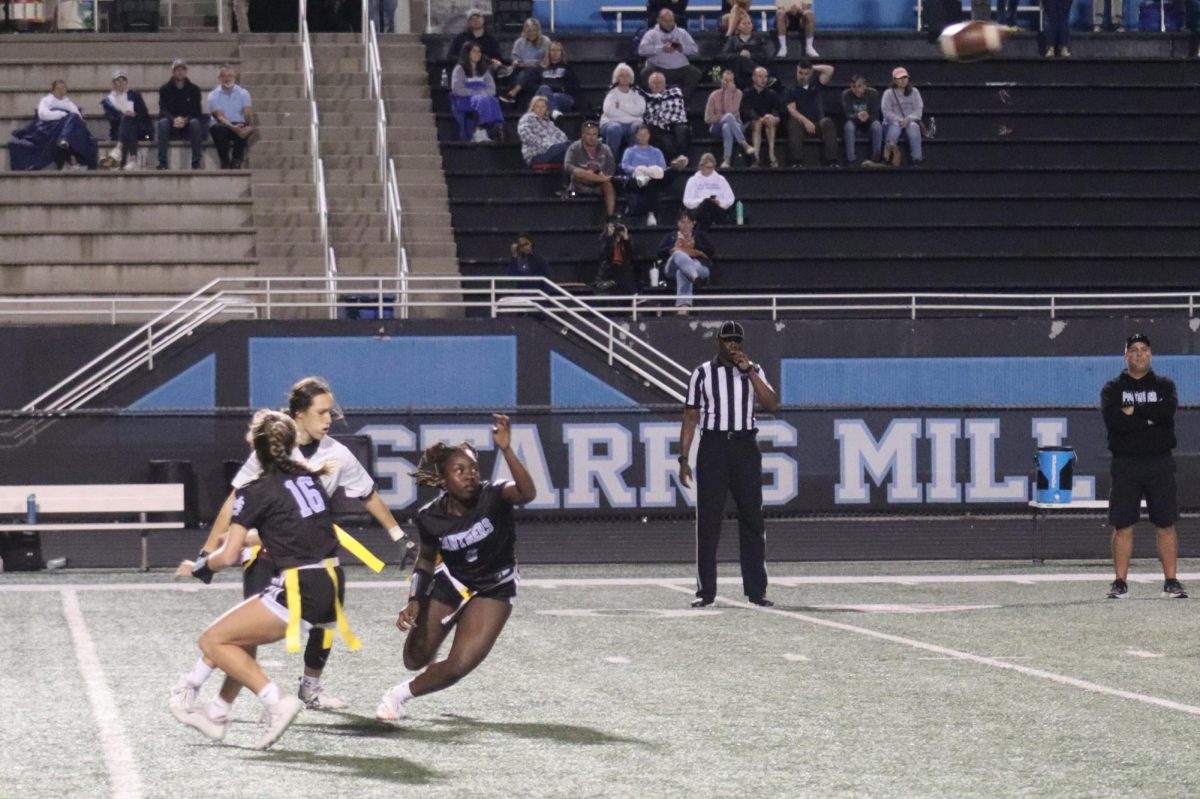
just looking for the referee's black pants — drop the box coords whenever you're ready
[695,431,768,602]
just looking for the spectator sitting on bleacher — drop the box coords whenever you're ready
[719,0,752,37]
[599,63,646,159]
[507,234,553,279]
[535,41,581,118]
[518,95,570,167]
[500,17,551,106]
[156,58,205,171]
[720,13,773,90]
[881,66,924,167]
[595,215,636,294]
[705,69,755,169]
[842,74,881,167]
[621,123,688,224]
[642,70,692,163]
[656,209,715,313]
[451,43,506,143]
[784,59,837,167]
[637,9,701,97]
[741,66,783,167]
[101,69,151,171]
[564,120,619,215]
[682,152,735,228]
[9,80,98,171]
[646,0,689,31]
[207,66,255,170]
[776,0,818,58]
[447,9,507,74]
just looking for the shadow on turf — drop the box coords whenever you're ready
[250,747,441,784]
[303,712,651,748]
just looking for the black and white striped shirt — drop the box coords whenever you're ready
[686,358,768,431]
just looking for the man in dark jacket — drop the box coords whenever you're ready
[157,58,205,169]
[447,10,505,72]
[1100,333,1188,600]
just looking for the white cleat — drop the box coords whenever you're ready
[174,705,232,741]
[253,695,304,750]
[168,676,198,713]
[375,685,409,723]
[298,681,349,711]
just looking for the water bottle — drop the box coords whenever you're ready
[26,494,37,525]
[440,68,449,88]
[735,200,744,226]
[709,65,722,83]
[46,557,67,570]
[926,115,937,138]
[648,264,660,287]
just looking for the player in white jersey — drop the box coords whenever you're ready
[170,377,407,722]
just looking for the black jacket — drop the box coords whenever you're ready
[1101,369,1178,456]
[158,78,202,120]
[656,228,715,263]
[448,30,502,62]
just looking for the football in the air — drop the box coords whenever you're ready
[938,20,1006,61]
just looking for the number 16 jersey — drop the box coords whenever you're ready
[232,470,339,569]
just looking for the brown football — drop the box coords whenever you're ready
[939,20,1006,61]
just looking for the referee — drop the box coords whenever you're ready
[678,321,780,608]
[1101,333,1187,600]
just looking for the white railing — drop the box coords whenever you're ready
[386,158,410,316]
[300,0,334,282]
[365,21,410,311]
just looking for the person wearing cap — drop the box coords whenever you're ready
[207,65,255,169]
[678,320,779,608]
[1100,334,1187,600]
[157,58,205,170]
[881,66,924,167]
[447,10,505,73]
[784,60,837,167]
[101,70,152,170]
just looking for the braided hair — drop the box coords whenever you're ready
[410,441,479,487]
[247,409,325,477]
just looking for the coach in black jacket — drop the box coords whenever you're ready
[1100,333,1188,600]
[156,58,205,169]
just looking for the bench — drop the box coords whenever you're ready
[0,484,185,570]
[601,4,777,33]
[914,0,1043,30]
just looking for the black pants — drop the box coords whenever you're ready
[694,431,767,601]
[209,123,248,167]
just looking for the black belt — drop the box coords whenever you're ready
[702,428,757,440]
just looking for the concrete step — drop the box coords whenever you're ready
[406,256,462,275]
[239,71,306,86]
[245,167,315,183]
[0,200,253,229]
[0,230,256,260]
[399,210,453,228]
[318,84,429,101]
[0,172,252,202]
[253,154,439,170]
[390,179,449,200]
[0,39,241,59]
[253,42,425,59]
[0,62,226,89]
[0,261,258,295]
[257,241,397,257]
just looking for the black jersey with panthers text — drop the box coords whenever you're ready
[415,481,516,588]
[232,470,339,569]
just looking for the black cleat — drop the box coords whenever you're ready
[690,597,713,608]
[1106,578,1129,599]
[1163,578,1188,599]
[748,596,774,607]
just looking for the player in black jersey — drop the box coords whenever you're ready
[171,376,407,720]
[376,414,537,721]
[170,409,352,750]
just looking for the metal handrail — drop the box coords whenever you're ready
[386,159,410,316]
[364,22,410,310]
[299,1,334,283]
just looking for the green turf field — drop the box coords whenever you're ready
[3,560,1199,799]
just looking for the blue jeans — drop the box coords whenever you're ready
[535,86,575,114]
[367,0,397,32]
[664,251,710,306]
[599,121,638,157]
[885,121,922,163]
[709,113,747,162]
[844,118,882,162]
[528,140,570,167]
[1041,0,1071,50]
[156,116,204,167]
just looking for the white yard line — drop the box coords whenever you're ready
[61,589,144,799]
[658,584,1200,718]
[1,571,1197,592]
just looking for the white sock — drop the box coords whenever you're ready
[777,34,786,47]
[209,697,232,718]
[394,680,415,703]
[806,36,815,49]
[186,658,213,688]
[300,674,321,691]
[257,682,281,706]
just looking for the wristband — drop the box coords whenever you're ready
[191,550,215,584]
[408,568,433,602]
[677,455,688,463]
[387,524,404,542]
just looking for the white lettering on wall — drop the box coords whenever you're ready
[834,419,923,504]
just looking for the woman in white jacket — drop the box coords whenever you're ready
[682,153,736,229]
[598,63,646,160]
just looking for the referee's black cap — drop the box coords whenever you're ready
[718,320,745,341]
[1125,333,1151,350]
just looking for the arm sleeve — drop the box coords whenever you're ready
[638,29,660,57]
[681,175,702,208]
[38,95,65,121]
[881,89,900,124]
[841,90,853,118]
[1100,381,1148,434]
[229,488,263,531]
[451,65,469,96]
[415,514,440,550]
[1141,378,1178,424]
[231,452,263,489]
[907,88,924,122]
[685,367,703,408]
[679,29,699,55]
[333,444,376,498]
[483,72,497,95]
[715,175,735,209]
